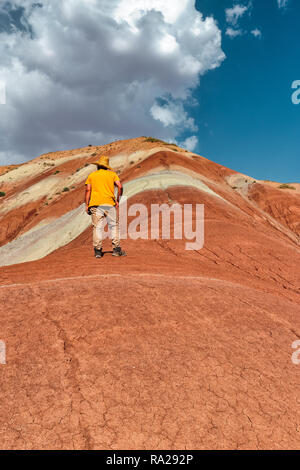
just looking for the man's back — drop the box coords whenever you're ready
[85,169,119,207]
[85,155,125,257]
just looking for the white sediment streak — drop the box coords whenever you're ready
[0,165,93,215]
[109,146,188,170]
[0,176,62,214]
[0,152,90,186]
[123,170,225,200]
[0,170,225,267]
[226,173,256,196]
[0,204,90,267]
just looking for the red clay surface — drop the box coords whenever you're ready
[0,138,299,449]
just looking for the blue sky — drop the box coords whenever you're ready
[190,0,300,181]
[0,0,299,182]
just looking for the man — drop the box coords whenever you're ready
[85,155,126,258]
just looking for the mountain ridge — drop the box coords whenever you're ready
[0,137,299,449]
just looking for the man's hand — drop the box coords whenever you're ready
[85,184,91,214]
[114,180,123,209]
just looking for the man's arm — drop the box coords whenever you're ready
[114,180,123,207]
[85,184,91,213]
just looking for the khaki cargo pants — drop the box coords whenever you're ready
[90,206,120,250]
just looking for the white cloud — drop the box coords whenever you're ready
[150,101,197,131]
[225,3,251,39]
[113,0,191,27]
[226,27,243,38]
[251,28,262,38]
[0,0,225,164]
[277,0,289,8]
[181,135,198,151]
[225,4,250,25]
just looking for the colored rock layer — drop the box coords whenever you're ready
[0,137,299,449]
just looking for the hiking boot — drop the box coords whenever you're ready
[112,246,126,257]
[94,247,103,258]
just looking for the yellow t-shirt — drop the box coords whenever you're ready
[85,169,120,207]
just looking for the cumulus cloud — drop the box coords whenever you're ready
[225,2,252,38]
[0,0,225,164]
[180,135,198,151]
[226,27,243,38]
[226,4,248,25]
[150,100,197,131]
[251,28,262,38]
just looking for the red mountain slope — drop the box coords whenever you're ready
[0,137,299,450]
